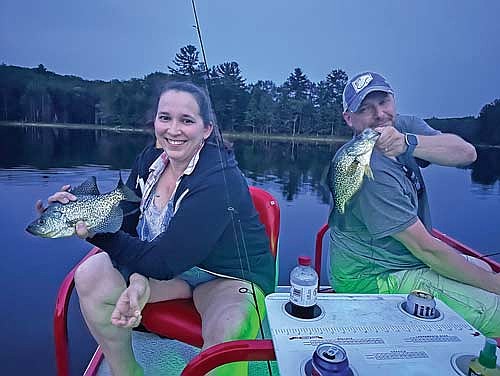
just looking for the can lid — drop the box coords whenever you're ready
[315,343,347,363]
[298,256,311,266]
[411,290,434,300]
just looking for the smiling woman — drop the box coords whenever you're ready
[38,80,276,376]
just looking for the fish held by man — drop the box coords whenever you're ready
[26,176,140,238]
[328,128,380,214]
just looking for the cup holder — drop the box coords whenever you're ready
[284,301,324,320]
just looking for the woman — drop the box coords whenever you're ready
[39,81,275,376]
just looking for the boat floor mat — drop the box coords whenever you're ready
[97,331,279,375]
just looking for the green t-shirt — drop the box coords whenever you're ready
[328,115,440,292]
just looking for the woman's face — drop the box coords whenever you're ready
[154,90,213,166]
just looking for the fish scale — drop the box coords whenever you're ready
[328,128,380,214]
[26,176,141,238]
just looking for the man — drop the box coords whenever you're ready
[328,71,499,336]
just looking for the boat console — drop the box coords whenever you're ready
[265,292,499,375]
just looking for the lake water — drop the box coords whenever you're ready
[1,124,499,375]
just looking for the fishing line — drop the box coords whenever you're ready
[190,2,272,374]
[477,251,500,260]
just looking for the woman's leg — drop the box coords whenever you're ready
[74,252,143,376]
[193,278,266,376]
[75,253,193,376]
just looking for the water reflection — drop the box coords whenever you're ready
[0,125,154,170]
[1,124,499,196]
[471,147,500,185]
[233,139,339,203]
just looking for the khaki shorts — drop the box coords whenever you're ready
[377,267,500,337]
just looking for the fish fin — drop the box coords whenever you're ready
[115,171,141,203]
[365,165,375,179]
[94,206,124,233]
[71,176,101,196]
[120,183,141,203]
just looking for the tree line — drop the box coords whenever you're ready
[1,44,499,143]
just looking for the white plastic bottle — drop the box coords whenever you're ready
[289,255,318,319]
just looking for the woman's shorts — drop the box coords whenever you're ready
[177,266,219,289]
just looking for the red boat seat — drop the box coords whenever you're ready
[54,186,279,375]
[141,186,280,348]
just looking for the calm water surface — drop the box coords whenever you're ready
[1,125,499,375]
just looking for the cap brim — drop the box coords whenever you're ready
[347,86,394,113]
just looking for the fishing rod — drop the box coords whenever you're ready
[190,2,273,375]
[190,0,224,145]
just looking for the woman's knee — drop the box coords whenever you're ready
[74,252,117,296]
[195,279,264,341]
[203,302,259,345]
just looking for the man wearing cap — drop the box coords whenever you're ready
[328,71,500,337]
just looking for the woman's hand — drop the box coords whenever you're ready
[35,185,90,239]
[35,184,76,214]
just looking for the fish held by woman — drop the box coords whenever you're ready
[26,176,140,238]
[328,128,380,214]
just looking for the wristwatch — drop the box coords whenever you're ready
[404,133,418,156]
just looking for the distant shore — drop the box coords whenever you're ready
[0,121,350,144]
[2,121,498,148]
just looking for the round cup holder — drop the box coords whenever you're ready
[399,301,442,321]
[302,357,357,376]
[450,353,476,376]
[283,301,324,321]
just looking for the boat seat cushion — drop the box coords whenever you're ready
[141,299,203,348]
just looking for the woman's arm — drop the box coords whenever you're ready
[393,219,500,294]
[89,177,236,280]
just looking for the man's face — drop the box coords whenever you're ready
[343,91,396,134]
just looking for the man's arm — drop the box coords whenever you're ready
[412,133,477,167]
[375,127,477,167]
[393,219,499,294]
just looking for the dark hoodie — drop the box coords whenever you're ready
[90,141,276,294]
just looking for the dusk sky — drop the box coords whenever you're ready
[2,0,499,119]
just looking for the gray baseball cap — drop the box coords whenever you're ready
[342,72,394,112]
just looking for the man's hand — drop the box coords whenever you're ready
[374,126,407,157]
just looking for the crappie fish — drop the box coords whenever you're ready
[328,128,380,214]
[26,175,140,238]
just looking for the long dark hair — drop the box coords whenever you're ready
[153,80,232,149]
[156,81,214,128]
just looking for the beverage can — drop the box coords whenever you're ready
[405,290,437,319]
[311,343,349,376]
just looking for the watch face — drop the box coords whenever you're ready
[406,133,418,146]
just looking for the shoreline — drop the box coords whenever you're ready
[0,121,349,144]
[2,121,499,148]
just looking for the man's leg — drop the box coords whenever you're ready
[385,267,500,337]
